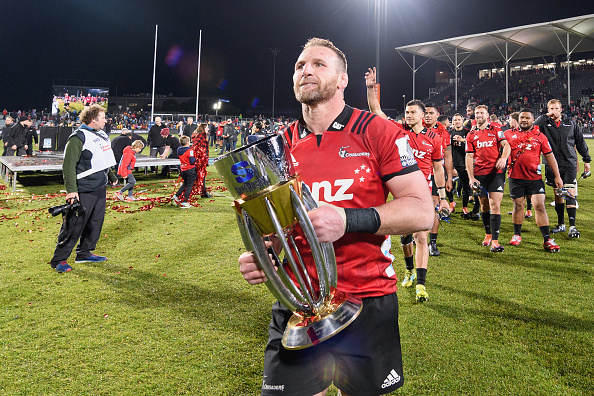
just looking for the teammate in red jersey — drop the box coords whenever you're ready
[397,100,447,301]
[424,103,453,256]
[504,109,563,252]
[239,39,433,396]
[465,105,510,252]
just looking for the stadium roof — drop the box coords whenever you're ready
[395,14,594,67]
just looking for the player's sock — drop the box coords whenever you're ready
[482,211,491,234]
[555,202,565,225]
[416,268,427,286]
[513,223,522,236]
[567,207,576,227]
[539,225,551,242]
[404,256,414,271]
[429,233,437,245]
[490,213,501,241]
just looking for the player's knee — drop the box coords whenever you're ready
[400,235,413,246]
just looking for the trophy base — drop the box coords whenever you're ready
[282,290,363,350]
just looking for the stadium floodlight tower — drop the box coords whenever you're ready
[214,101,222,117]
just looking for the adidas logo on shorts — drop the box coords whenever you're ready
[539,188,545,192]
[381,369,401,389]
[497,186,503,191]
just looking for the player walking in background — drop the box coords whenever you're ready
[465,105,510,252]
[504,109,563,252]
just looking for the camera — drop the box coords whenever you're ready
[49,198,85,217]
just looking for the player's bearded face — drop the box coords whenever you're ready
[294,71,339,105]
[293,47,342,106]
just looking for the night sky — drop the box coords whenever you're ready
[3,0,593,115]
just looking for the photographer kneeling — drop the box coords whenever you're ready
[50,104,118,273]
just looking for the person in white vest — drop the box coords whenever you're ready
[50,104,118,273]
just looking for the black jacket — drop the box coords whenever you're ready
[147,124,165,147]
[8,122,28,147]
[534,115,591,168]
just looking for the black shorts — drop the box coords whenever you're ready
[545,165,577,187]
[508,178,546,199]
[262,293,404,395]
[475,172,506,194]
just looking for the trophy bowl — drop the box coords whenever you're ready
[214,134,362,349]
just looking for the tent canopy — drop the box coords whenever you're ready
[395,14,594,108]
[395,14,594,67]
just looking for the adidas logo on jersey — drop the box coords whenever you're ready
[381,369,401,389]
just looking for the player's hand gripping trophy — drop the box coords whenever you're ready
[214,135,362,349]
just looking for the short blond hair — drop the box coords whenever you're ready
[547,99,562,107]
[131,140,144,149]
[303,38,347,72]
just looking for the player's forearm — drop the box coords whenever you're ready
[366,88,388,120]
[375,192,433,235]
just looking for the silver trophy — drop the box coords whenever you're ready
[214,134,362,349]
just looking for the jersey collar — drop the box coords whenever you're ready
[296,105,354,139]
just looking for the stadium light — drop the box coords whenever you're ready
[213,101,222,116]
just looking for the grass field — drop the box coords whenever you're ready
[0,142,592,395]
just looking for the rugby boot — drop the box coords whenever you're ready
[509,234,522,246]
[416,284,428,303]
[568,226,580,238]
[428,242,441,256]
[401,270,416,288]
[551,224,566,234]
[543,239,560,253]
[482,234,492,246]
[524,210,532,218]
[490,241,504,253]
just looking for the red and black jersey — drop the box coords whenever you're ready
[504,126,552,180]
[399,127,442,184]
[177,146,196,171]
[429,122,450,151]
[284,105,420,299]
[465,124,506,175]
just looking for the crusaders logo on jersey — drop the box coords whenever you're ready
[338,146,370,159]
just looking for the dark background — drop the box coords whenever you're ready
[2,0,593,115]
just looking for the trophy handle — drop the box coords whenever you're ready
[300,183,338,289]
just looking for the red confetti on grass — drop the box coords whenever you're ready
[103,314,109,318]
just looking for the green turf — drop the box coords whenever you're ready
[0,143,592,395]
